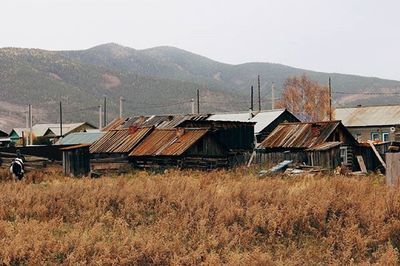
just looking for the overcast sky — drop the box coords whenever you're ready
[2,0,399,80]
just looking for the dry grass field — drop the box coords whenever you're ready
[0,167,399,265]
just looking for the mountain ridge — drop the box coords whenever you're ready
[1,42,400,131]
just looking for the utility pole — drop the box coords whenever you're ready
[271,82,275,110]
[190,99,195,114]
[329,77,332,121]
[25,108,29,146]
[197,89,200,114]
[257,75,261,111]
[29,104,32,145]
[103,96,107,127]
[119,96,124,118]
[59,101,63,138]
[250,85,254,111]
[98,105,102,130]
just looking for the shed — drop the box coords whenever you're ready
[61,144,91,177]
[178,120,255,152]
[90,126,153,156]
[257,121,358,170]
[129,128,229,169]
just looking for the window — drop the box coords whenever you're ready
[340,146,348,164]
[382,132,389,142]
[371,132,380,141]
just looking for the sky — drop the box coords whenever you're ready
[2,0,400,80]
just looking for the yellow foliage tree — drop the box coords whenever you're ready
[277,74,334,122]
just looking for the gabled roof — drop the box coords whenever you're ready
[9,128,27,138]
[102,114,210,131]
[44,122,97,137]
[207,109,298,134]
[335,105,400,127]
[259,121,354,149]
[0,130,7,137]
[90,127,153,154]
[57,132,104,145]
[11,122,97,138]
[102,117,130,132]
[129,128,209,156]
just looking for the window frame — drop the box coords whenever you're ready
[371,132,380,141]
[382,132,389,142]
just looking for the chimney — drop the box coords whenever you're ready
[249,108,254,119]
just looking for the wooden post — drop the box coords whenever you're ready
[99,105,102,130]
[257,75,261,111]
[329,77,332,121]
[29,104,32,145]
[386,153,400,186]
[368,140,386,169]
[197,89,200,114]
[271,82,275,110]
[103,96,107,127]
[59,101,63,138]
[119,96,124,118]
[191,99,195,114]
[250,85,254,111]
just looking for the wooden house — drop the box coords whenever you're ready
[335,105,400,142]
[256,121,359,170]
[129,128,231,170]
[10,122,97,145]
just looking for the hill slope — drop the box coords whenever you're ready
[64,43,400,102]
[1,43,400,130]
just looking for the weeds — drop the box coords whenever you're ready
[0,168,397,264]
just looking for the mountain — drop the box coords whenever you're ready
[1,43,400,131]
[64,43,400,99]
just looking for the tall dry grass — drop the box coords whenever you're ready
[0,167,398,265]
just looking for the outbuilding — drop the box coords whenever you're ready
[256,121,359,170]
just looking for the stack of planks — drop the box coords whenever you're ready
[0,152,51,170]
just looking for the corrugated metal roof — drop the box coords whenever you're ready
[208,109,289,134]
[306,141,342,151]
[259,121,342,149]
[10,123,96,138]
[90,127,153,154]
[129,128,209,156]
[335,105,400,127]
[57,132,104,145]
[102,117,130,132]
[104,114,210,131]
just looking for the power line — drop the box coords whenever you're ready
[333,91,400,95]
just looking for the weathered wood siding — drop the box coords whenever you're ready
[386,153,400,186]
[63,146,90,177]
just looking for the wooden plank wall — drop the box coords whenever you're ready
[386,153,400,186]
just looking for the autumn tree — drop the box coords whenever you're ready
[277,74,334,122]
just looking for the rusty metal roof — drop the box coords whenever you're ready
[129,128,209,156]
[335,105,400,127]
[259,121,344,149]
[90,127,153,154]
[306,141,342,151]
[102,117,130,132]
[106,114,210,130]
